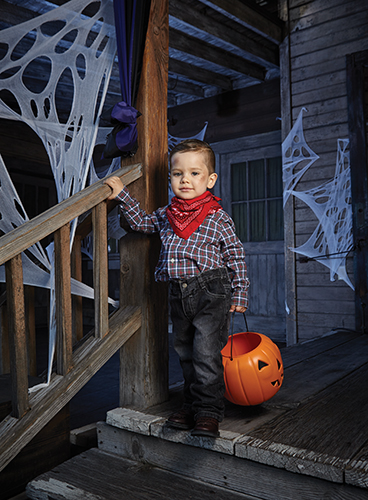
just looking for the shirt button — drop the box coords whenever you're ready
[182,283,188,289]
[171,258,175,263]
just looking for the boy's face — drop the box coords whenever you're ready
[170,151,217,200]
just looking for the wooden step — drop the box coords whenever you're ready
[92,410,368,500]
[26,447,259,500]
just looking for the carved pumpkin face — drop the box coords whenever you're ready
[222,332,284,406]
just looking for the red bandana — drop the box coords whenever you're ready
[166,190,222,239]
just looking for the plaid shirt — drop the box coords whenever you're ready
[117,187,249,308]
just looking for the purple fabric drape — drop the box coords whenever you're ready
[103,0,151,159]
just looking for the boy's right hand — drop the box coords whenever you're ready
[104,176,125,200]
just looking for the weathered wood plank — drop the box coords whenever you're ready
[27,448,263,500]
[92,201,109,338]
[297,299,354,315]
[5,255,29,419]
[54,224,73,376]
[205,0,284,44]
[170,27,265,81]
[265,334,368,408]
[170,0,279,66]
[0,305,141,472]
[251,362,368,460]
[289,0,368,31]
[97,424,368,500]
[0,163,142,267]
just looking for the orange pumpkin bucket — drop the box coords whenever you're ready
[222,315,284,406]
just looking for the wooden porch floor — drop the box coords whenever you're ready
[68,328,368,490]
[140,329,368,490]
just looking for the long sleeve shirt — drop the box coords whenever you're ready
[116,187,249,308]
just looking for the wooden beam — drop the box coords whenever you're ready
[169,58,233,90]
[168,76,205,97]
[202,0,284,44]
[5,254,29,418]
[119,0,169,409]
[169,0,279,66]
[170,26,265,81]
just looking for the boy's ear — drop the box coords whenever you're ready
[207,172,218,189]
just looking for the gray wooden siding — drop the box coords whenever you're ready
[282,0,368,341]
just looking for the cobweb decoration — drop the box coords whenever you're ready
[0,0,119,390]
[282,108,319,207]
[168,122,208,154]
[282,111,354,289]
[0,0,116,232]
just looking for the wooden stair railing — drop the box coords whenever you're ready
[0,163,142,472]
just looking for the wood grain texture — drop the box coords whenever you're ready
[119,0,169,409]
[0,305,141,472]
[5,255,29,418]
[54,224,73,376]
[92,202,109,338]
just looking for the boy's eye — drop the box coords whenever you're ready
[172,172,181,177]
[192,172,199,176]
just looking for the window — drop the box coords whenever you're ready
[231,156,283,242]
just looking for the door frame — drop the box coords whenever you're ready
[347,49,368,333]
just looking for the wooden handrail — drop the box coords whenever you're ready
[0,163,142,267]
[0,161,143,471]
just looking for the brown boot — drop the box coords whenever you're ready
[191,417,219,438]
[166,408,195,430]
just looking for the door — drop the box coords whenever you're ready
[213,131,285,344]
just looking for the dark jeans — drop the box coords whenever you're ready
[169,268,232,422]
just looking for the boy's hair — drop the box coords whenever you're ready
[170,139,215,174]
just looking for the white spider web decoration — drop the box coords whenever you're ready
[0,0,119,389]
[0,0,116,213]
[168,122,208,154]
[282,108,319,207]
[282,110,354,289]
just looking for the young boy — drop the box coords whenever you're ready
[104,139,249,438]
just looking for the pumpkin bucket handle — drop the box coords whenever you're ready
[230,312,249,361]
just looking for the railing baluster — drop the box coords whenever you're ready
[54,224,73,375]
[71,234,83,343]
[92,201,109,338]
[25,286,37,376]
[5,254,29,418]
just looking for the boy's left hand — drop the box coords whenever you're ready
[230,305,247,313]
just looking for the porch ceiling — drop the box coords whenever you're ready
[0,0,284,109]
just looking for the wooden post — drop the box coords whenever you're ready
[119,0,169,408]
[93,201,109,338]
[54,224,73,375]
[0,291,10,374]
[279,1,297,346]
[25,285,37,376]
[5,254,29,418]
[346,51,368,334]
[71,234,84,343]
